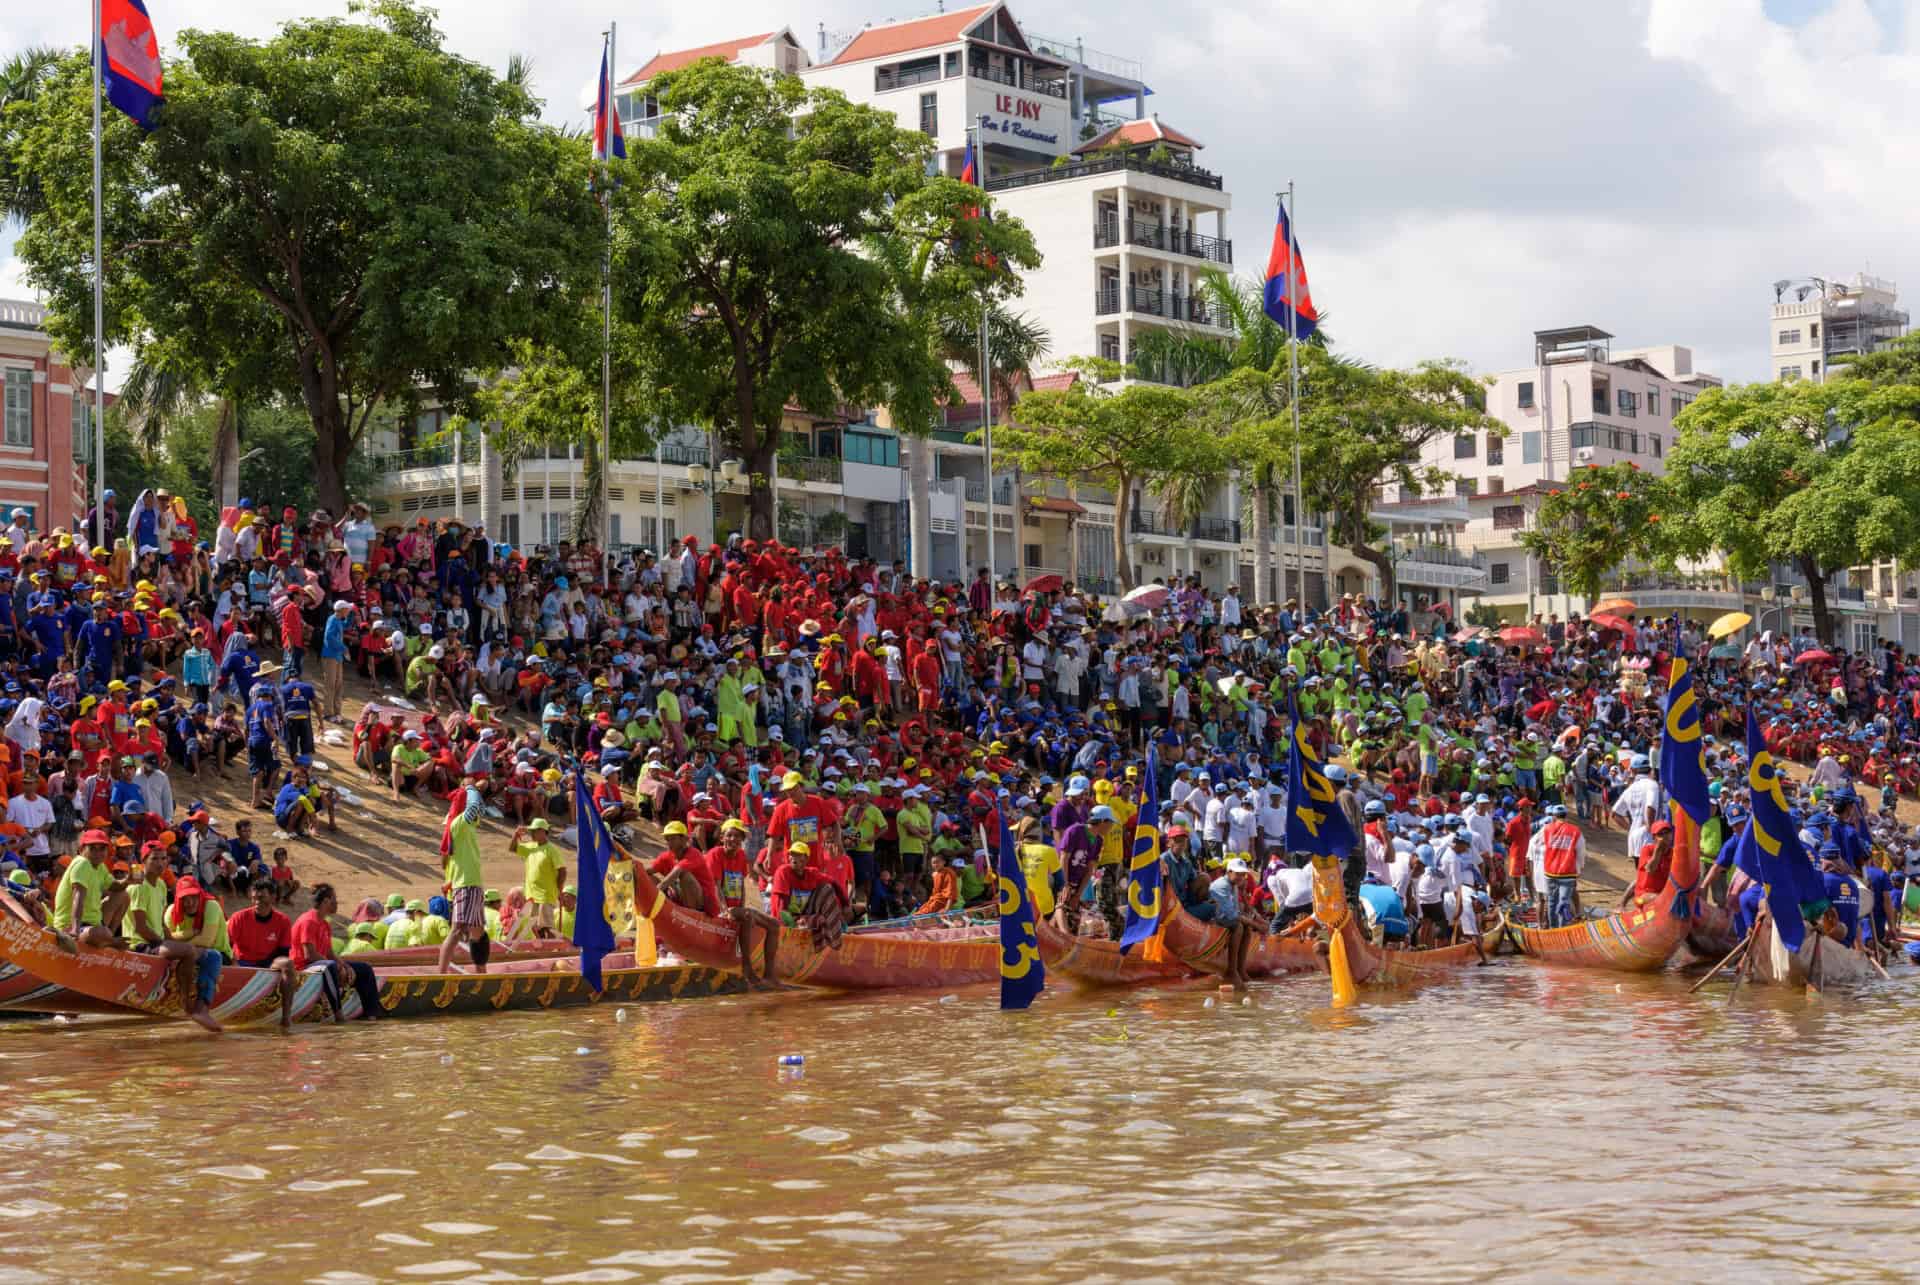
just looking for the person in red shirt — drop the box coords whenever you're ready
[763,773,838,875]
[768,840,845,952]
[291,882,381,1022]
[648,821,717,915]
[1626,820,1675,905]
[1502,799,1532,902]
[227,879,297,1028]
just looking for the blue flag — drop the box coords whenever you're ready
[571,772,619,991]
[1285,693,1354,857]
[1118,745,1164,953]
[101,0,165,130]
[1659,639,1710,825]
[996,806,1044,1010]
[1741,705,1826,952]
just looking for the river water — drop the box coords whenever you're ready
[0,963,1910,1282]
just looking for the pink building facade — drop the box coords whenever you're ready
[0,300,93,534]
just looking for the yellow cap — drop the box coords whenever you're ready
[789,841,811,856]
[662,821,688,837]
[720,818,747,833]
[781,770,805,790]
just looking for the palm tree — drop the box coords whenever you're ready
[120,352,244,512]
[0,45,66,225]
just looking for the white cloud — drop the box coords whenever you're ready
[2,0,1911,386]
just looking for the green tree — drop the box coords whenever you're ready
[621,58,1037,542]
[1830,331,1920,385]
[6,2,602,513]
[1289,350,1497,598]
[0,45,62,222]
[1518,461,1666,602]
[997,359,1216,590]
[1663,377,1920,645]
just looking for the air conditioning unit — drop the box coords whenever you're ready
[1201,553,1217,567]
[1574,448,1595,463]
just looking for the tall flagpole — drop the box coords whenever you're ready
[92,0,108,551]
[1285,182,1304,616]
[600,23,616,576]
[977,117,995,591]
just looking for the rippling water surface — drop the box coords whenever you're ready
[0,963,1910,1282]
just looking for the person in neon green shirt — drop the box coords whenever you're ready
[514,818,564,936]
[122,848,170,950]
[386,902,423,949]
[53,830,121,947]
[439,786,490,973]
[342,923,382,955]
[483,889,504,940]
[557,885,577,939]
[896,789,932,869]
[416,899,451,947]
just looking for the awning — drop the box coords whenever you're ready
[1028,496,1086,515]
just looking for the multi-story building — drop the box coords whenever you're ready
[0,300,96,534]
[1769,273,1907,383]
[365,5,1350,601]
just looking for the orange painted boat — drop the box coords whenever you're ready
[1508,826,1700,972]
[632,861,999,989]
[1686,899,1739,961]
[1030,914,1195,986]
[0,891,739,1028]
[1158,904,1320,979]
[1309,856,1493,985]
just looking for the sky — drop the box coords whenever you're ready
[3,0,1914,385]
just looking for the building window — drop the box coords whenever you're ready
[1616,388,1638,418]
[1778,329,1801,346]
[1591,377,1610,414]
[1810,322,1819,340]
[919,92,938,137]
[1516,380,1535,409]
[844,429,899,468]
[1489,562,1510,586]
[1491,504,1525,530]
[944,50,960,77]
[2,370,30,448]
[71,397,92,461]
[1779,365,1802,382]
[1486,434,1503,466]
[1811,360,1820,377]
[1647,385,1660,416]
[1651,434,1662,458]
[1024,543,1041,569]
[609,514,622,546]
[1487,477,1504,495]
[1453,433,1476,460]
[1521,431,1541,464]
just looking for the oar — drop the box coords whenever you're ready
[1726,900,1770,1008]
[1687,933,1754,994]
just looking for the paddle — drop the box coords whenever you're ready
[1726,900,1770,1008]
[1687,932,1754,994]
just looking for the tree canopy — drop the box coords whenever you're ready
[5,0,602,513]
[1518,460,1666,602]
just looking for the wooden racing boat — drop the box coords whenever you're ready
[632,861,999,989]
[1309,856,1492,985]
[1508,827,1700,972]
[1684,899,1739,962]
[0,891,740,1028]
[1031,913,1196,986]
[1158,903,1320,979]
[1750,919,1879,991]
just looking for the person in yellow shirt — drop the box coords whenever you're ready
[416,896,452,947]
[342,922,382,955]
[161,875,228,1032]
[513,819,564,936]
[483,889,505,941]
[385,900,424,950]
[557,884,577,939]
[52,829,123,949]
[1013,817,1063,918]
[122,847,171,951]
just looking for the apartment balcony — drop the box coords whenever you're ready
[1130,508,1241,544]
[986,151,1224,194]
[1392,541,1489,593]
[1093,220,1233,265]
[369,438,480,475]
[784,454,843,486]
[963,478,1016,505]
[966,60,1067,98]
[657,442,711,468]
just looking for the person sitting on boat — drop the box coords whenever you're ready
[701,818,785,990]
[1012,815,1062,921]
[1265,857,1315,933]
[768,840,846,955]
[51,829,125,951]
[914,852,959,915]
[228,880,298,1029]
[121,844,170,952]
[5,867,49,925]
[161,875,227,1033]
[292,882,382,1022]
[1161,824,1209,922]
[1357,873,1410,947]
[1817,842,1864,949]
[1621,820,1675,908]
[1408,844,1456,948]
[1209,857,1255,989]
[954,849,989,906]
[650,821,718,917]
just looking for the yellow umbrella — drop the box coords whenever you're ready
[1707,610,1753,640]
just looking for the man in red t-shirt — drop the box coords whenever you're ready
[702,818,789,993]
[1502,799,1532,898]
[227,880,297,1027]
[764,773,837,873]
[768,841,846,952]
[291,882,381,1023]
[649,821,717,915]
[1628,820,1674,904]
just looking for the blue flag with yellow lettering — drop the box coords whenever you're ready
[1741,704,1826,951]
[996,805,1044,1010]
[571,772,619,992]
[1285,693,1354,857]
[1659,639,1710,825]
[1118,745,1164,953]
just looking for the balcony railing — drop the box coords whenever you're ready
[1392,541,1482,570]
[1129,285,1166,317]
[370,438,480,474]
[986,152,1223,194]
[657,442,710,468]
[1096,222,1234,265]
[783,454,843,485]
[1190,515,1240,543]
[967,62,1066,98]
[1095,286,1121,315]
[875,64,944,92]
[964,478,1015,505]
[1129,509,1240,543]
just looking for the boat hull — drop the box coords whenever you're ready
[1310,856,1492,985]
[1031,913,1195,986]
[633,862,999,989]
[1751,921,1878,990]
[1159,905,1320,978]
[1508,885,1693,973]
[0,891,739,1028]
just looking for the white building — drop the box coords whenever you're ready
[1769,273,1907,383]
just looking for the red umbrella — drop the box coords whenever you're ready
[1498,626,1545,646]
[1794,648,1834,665]
[1023,573,1064,595]
[1588,612,1635,634]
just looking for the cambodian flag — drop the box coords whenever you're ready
[1262,204,1319,340]
[593,44,626,164]
[101,0,165,131]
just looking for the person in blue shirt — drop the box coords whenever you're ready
[24,595,65,678]
[319,600,352,723]
[245,669,282,811]
[280,674,317,761]
[219,634,259,702]
[1817,842,1862,949]
[1209,857,1254,989]
[1358,874,1410,944]
[75,599,123,687]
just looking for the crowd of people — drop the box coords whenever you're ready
[8,485,1919,1013]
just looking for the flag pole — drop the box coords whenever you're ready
[1284,182,1304,616]
[600,23,616,577]
[976,117,995,592]
[91,0,108,551]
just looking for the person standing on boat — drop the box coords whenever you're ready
[1209,857,1255,989]
[513,819,564,938]
[437,785,492,975]
[1539,804,1586,929]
